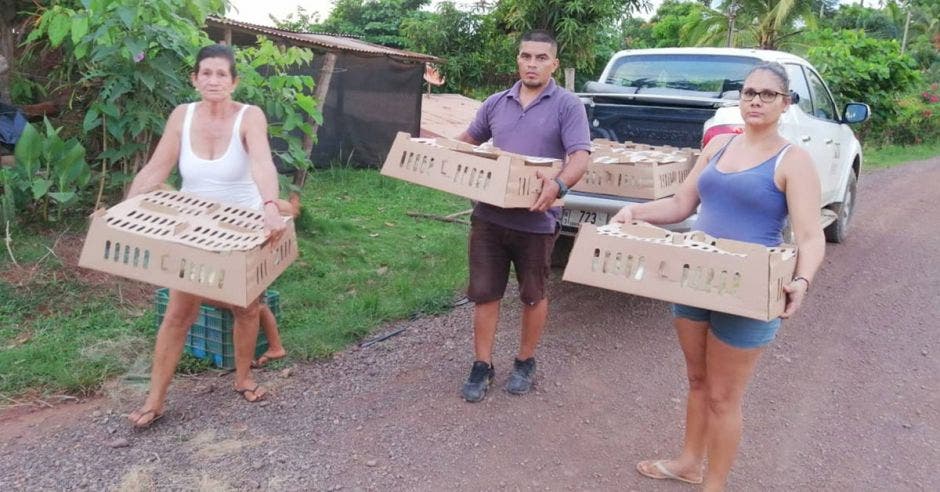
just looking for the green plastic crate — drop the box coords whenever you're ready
[154,289,280,370]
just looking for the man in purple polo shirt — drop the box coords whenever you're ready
[456,30,591,402]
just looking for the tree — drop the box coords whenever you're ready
[648,0,708,47]
[805,28,921,143]
[269,6,321,32]
[684,0,818,50]
[316,0,430,48]
[492,0,649,75]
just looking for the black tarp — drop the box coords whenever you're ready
[310,53,422,169]
[210,26,425,170]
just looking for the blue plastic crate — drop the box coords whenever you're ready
[154,289,280,370]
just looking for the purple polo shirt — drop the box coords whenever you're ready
[466,78,591,234]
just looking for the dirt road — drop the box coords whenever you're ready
[2,159,938,491]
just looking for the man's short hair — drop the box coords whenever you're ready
[520,30,558,53]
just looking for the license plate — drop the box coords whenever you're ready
[561,209,608,227]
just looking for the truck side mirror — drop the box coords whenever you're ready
[843,103,870,124]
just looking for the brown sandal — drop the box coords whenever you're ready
[128,409,164,429]
[250,352,285,369]
[234,385,267,403]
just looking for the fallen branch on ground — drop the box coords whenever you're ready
[406,211,470,225]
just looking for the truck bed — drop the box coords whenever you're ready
[586,101,716,149]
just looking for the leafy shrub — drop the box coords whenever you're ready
[234,38,320,176]
[881,83,940,145]
[1,119,91,223]
[805,28,923,145]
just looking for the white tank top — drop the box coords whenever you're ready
[179,102,263,210]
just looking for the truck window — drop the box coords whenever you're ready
[784,64,814,115]
[604,54,759,97]
[805,69,839,122]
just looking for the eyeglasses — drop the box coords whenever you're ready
[741,89,788,103]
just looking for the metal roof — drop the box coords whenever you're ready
[207,16,440,63]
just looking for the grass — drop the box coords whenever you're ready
[0,169,470,397]
[863,141,940,170]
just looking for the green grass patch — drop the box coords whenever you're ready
[864,141,940,170]
[0,169,470,397]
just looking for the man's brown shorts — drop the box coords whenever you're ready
[467,219,559,305]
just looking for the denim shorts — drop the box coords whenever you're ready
[672,304,781,349]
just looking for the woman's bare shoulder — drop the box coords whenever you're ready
[701,133,735,159]
[241,104,268,124]
[781,143,813,168]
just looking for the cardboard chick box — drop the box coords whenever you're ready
[562,222,796,321]
[381,132,564,208]
[572,144,698,200]
[78,190,297,307]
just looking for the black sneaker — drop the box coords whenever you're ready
[505,357,536,395]
[461,361,494,403]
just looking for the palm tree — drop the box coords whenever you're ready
[683,0,818,50]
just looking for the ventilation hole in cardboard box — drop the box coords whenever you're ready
[601,250,612,273]
[591,248,600,272]
[681,264,690,286]
[132,248,140,267]
[704,267,716,290]
[122,244,131,264]
[730,272,742,295]
[633,256,646,280]
[485,171,492,189]
[613,253,624,275]
[469,168,478,187]
[142,250,150,269]
[113,242,121,262]
[178,259,186,279]
[216,269,225,288]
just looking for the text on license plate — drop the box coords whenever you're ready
[561,209,608,227]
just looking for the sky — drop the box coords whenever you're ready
[226,0,867,28]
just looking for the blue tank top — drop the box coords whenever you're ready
[694,137,789,247]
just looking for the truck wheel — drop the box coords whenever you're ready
[551,234,574,268]
[824,172,857,243]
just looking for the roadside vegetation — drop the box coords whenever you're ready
[864,141,940,170]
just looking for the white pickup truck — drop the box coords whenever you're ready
[559,47,870,258]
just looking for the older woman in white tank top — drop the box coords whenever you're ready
[125,44,286,428]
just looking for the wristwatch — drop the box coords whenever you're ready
[553,177,569,198]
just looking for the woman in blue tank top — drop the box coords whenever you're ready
[124,45,289,428]
[611,62,826,489]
